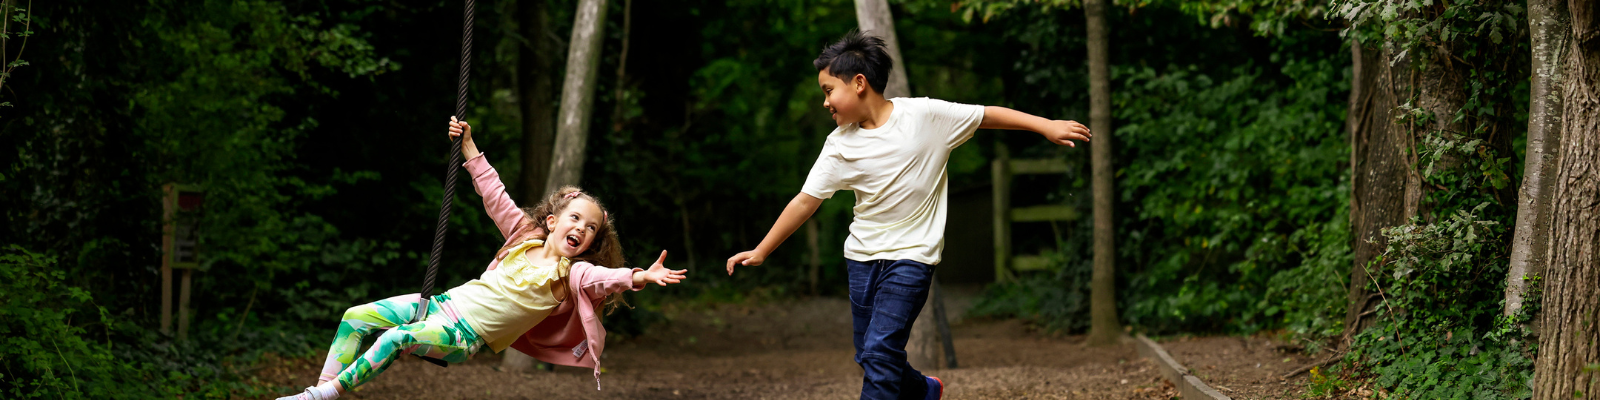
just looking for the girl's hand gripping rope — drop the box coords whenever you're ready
[634,250,688,287]
[447,116,482,160]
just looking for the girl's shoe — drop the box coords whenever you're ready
[275,387,317,400]
[277,385,338,400]
[925,376,944,400]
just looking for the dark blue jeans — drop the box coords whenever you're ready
[847,259,935,400]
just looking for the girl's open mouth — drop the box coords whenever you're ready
[565,235,579,248]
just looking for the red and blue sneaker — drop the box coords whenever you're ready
[925,376,944,400]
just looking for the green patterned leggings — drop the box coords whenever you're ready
[317,293,484,389]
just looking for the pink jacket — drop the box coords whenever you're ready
[464,154,642,389]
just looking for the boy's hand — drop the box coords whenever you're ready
[448,116,472,141]
[636,250,687,287]
[725,250,766,275]
[1042,119,1092,147]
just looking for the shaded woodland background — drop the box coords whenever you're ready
[3,0,1596,399]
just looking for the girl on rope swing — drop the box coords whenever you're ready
[280,117,688,400]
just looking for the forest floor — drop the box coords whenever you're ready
[257,286,1315,399]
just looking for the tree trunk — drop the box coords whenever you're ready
[1507,0,1571,321]
[854,0,952,371]
[544,0,608,189]
[1532,3,1600,398]
[505,0,608,373]
[1342,40,1406,346]
[1084,0,1121,347]
[517,0,557,202]
[853,0,909,99]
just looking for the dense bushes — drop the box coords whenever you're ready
[974,29,1353,343]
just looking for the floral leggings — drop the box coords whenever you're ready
[317,293,484,389]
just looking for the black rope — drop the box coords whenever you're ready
[413,0,475,327]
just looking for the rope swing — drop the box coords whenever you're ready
[410,0,475,368]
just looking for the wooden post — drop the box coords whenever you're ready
[160,185,174,335]
[992,145,1012,283]
[161,183,203,339]
[178,269,193,341]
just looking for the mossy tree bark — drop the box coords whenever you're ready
[1531,2,1600,398]
[1507,0,1570,322]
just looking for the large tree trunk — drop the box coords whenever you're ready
[504,0,608,372]
[1342,40,1406,346]
[1507,0,1571,321]
[1084,0,1121,347]
[854,0,955,371]
[543,0,608,189]
[1532,3,1600,398]
[517,0,557,202]
[1342,30,1475,344]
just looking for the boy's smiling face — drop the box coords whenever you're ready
[818,68,867,127]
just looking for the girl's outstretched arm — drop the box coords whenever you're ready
[450,117,524,239]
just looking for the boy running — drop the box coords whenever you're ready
[725,30,1091,400]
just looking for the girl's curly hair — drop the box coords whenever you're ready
[496,186,628,314]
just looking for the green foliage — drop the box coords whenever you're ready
[1167,0,1331,36]
[1333,0,1524,49]
[1113,39,1350,336]
[957,1,1353,341]
[1320,0,1532,395]
[3,0,404,396]
[1342,203,1532,399]
[0,245,154,399]
[0,0,31,108]
[1305,366,1350,398]
[0,245,318,399]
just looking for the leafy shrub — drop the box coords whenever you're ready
[1345,203,1532,399]
[0,245,170,399]
[1112,38,1350,336]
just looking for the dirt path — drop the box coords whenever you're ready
[1160,336,1317,400]
[263,296,1175,399]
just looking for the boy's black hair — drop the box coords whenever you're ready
[813,29,892,94]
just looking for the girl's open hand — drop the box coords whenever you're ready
[636,250,687,287]
[448,116,472,141]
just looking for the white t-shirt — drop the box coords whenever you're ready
[801,97,985,265]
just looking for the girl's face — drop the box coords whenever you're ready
[818,68,866,127]
[544,198,604,258]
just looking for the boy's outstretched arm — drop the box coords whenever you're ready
[979,106,1093,147]
[726,193,824,275]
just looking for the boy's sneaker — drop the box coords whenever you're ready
[925,376,944,400]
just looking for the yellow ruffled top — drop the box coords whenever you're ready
[444,239,571,352]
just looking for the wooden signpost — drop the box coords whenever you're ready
[161,183,203,340]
